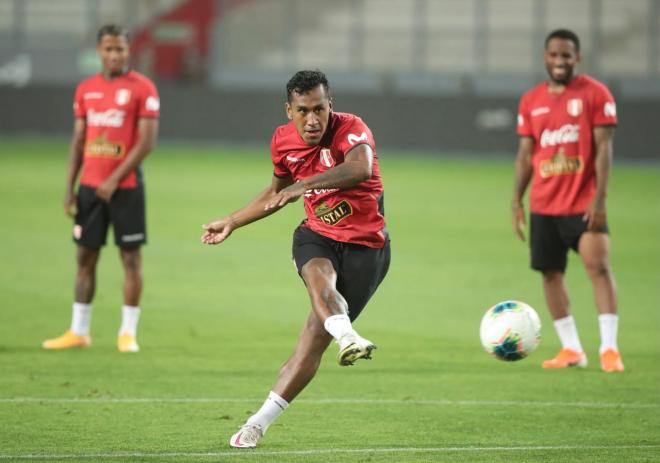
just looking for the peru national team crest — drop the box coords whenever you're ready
[115,89,131,106]
[566,98,583,117]
[319,149,335,169]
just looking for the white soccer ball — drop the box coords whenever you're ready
[480,300,541,361]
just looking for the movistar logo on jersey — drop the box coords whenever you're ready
[347,132,368,146]
[540,124,579,148]
[314,200,353,225]
[87,109,126,128]
[539,148,584,178]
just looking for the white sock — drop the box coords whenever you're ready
[553,315,584,352]
[598,314,619,354]
[323,314,356,342]
[119,305,141,337]
[70,302,92,336]
[246,391,289,432]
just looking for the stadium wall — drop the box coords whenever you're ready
[0,85,656,160]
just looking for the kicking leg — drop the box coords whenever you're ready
[301,257,375,366]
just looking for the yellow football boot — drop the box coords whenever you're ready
[117,332,140,353]
[42,330,91,350]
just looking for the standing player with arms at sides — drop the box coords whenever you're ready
[42,24,159,353]
[202,70,390,448]
[512,29,623,372]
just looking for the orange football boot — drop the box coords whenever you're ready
[542,348,587,368]
[42,330,91,350]
[600,349,624,372]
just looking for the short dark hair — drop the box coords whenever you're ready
[545,29,580,53]
[286,70,330,101]
[97,24,130,43]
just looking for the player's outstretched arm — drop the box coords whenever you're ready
[202,175,294,245]
[511,136,534,241]
[264,143,373,210]
[64,118,86,216]
[585,125,615,231]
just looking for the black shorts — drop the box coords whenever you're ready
[530,213,608,272]
[73,185,146,249]
[292,226,391,322]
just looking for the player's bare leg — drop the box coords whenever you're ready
[274,311,333,402]
[117,247,142,353]
[541,270,587,368]
[578,232,617,315]
[75,245,100,303]
[578,232,623,371]
[230,261,375,448]
[230,311,333,448]
[43,245,98,349]
[541,270,570,320]
[301,257,375,365]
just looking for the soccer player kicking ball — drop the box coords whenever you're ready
[42,25,159,353]
[202,70,390,448]
[512,29,623,372]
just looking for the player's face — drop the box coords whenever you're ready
[285,85,332,146]
[97,34,130,77]
[544,38,580,85]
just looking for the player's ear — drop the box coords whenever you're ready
[328,98,333,111]
[285,101,293,120]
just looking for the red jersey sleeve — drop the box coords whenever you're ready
[591,83,617,126]
[73,83,85,118]
[517,94,533,137]
[270,130,290,178]
[335,116,375,155]
[137,78,160,118]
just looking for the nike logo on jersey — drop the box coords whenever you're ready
[286,155,305,163]
[83,92,104,100]
[347,132,368,146]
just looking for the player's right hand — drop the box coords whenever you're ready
[201,217,236,245]
[511,201,526,241]
[64,192,77,217]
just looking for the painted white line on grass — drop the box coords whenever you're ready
[0,397,658,409]
[0,445,659,460]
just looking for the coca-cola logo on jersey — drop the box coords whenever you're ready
[540,124,579,148]
[87,109,125,128]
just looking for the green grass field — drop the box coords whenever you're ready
[1,139,659,462]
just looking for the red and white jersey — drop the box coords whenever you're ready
[271,111,387,248]
[517,74,617,215]
[73,70,160,189]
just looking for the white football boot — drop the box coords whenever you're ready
[337,333,376,366]
[229,423,264,448]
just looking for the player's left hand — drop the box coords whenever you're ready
[96,178,119,202]
[264,180,306,210]
[584,200,607,231]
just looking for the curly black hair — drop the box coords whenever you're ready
[286,70,330,102]
[545,29,580,53]
[97,24,130,44]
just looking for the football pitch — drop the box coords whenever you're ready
[1,139,658,462]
